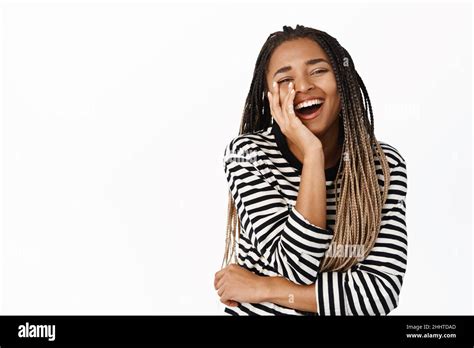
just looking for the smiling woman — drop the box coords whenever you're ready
[215,25,408,316]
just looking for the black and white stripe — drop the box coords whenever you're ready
[222,123,407,316]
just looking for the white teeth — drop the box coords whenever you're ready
[295,99,324,110]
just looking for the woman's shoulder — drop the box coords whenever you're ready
[377,140,407,170]
[223,126,275,159]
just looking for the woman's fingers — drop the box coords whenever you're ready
[268,81,283,126]
[214,267,238,307]
[267,91,275,122]
[216,278,238,306]
[215,274,225,290]
[220,289,237,305]
[225,300,239,307]
[220,297,232,305]
[215,266,229,292]
[221,298,238,307]
[214,275,218,290]
[283,82,296,122]
[214,269,225,290]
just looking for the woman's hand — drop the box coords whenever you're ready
[267,81,322,157]
[214,264,318,313]
[214,264,267,306]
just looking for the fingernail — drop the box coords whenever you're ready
[288,82,293,89]
[272,81,276,88]
[267,91,271,98]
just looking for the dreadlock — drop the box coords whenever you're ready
[222,24,390,272]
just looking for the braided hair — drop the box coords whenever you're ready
[223,24,390,272]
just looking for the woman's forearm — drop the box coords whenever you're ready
[295,148,327,229]
[259,276,317,313]
[261,146,324,312]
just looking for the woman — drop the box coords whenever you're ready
[214,25,407,316]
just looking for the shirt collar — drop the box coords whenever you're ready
[271,120,341,181]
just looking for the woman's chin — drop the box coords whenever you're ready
[302,117,324,134]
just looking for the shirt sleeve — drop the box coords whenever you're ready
[223,137,334,285]
[314,156,408,315]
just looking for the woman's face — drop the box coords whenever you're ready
[266,37,341,136]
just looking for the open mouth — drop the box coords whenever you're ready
[294,98,324,120]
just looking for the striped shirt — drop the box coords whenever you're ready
[222,121,408,316]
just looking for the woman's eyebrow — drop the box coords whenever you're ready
[272,58,329,78]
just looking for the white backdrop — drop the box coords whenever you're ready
[0,0,472,315]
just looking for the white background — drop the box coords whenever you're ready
[0,0,472,315]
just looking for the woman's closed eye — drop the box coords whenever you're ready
[277,69,329,84]
[312,68,328,75]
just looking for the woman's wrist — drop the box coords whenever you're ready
[257,276,287,303]
[303,146,324,165]
[257,276,318,313]
[255,275,272,302]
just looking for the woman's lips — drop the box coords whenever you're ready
[295,103,324,120]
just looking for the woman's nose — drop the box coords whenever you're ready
[294,77,315,93]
